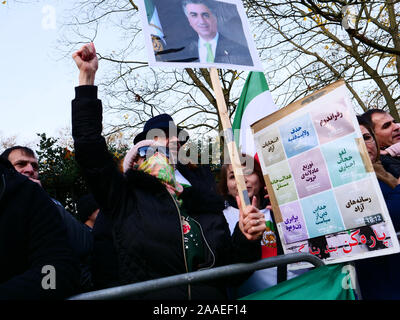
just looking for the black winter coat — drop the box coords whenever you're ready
[0,159,80,299]
[72,85,260,300]
[55,202,93,292]
[381,154,400,178]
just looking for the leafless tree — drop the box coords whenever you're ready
[245,0,400,119]
[59,0,247,142]
[0,133,18,152]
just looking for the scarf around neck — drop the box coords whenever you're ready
[138,152,185,200]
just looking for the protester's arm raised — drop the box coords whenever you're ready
[71,42,126,215]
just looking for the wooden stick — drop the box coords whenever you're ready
[209,68,250,209]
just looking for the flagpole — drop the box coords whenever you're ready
[209,67,250,209]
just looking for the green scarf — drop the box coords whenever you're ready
[138,152,185,203]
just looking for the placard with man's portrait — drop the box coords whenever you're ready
[137,0,263,71]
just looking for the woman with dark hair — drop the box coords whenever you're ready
[218,154,305,298]
[355,115,400,300]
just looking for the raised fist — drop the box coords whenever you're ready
[72,42,98,85]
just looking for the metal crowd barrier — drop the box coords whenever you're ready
[68,252,324,300]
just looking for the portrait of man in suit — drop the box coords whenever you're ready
[179,0,253,66]
[141,0,259,69]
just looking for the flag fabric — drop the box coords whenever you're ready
[240,263,358,300]
[232,72,278,157]
[145,0,165,51]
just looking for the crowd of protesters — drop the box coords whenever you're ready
[1,41,400,300]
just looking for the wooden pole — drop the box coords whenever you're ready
[209,68,250,209]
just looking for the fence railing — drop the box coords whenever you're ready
[68,252,324,300]
[68,232,400,300]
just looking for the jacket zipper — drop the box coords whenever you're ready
[168,192,191,300]
[191,217,216,271]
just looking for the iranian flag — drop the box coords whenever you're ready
[145,0,166,47]
[232,72,278,157]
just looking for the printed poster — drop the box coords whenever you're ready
[252,80,400,268]
[137,0,263,71]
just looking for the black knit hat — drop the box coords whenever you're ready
[77,194,99,223]
[133,114,189,145]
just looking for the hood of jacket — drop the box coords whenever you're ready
[0,158,23,204]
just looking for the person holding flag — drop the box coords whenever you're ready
[218,154,278,298]
[218,153,307,298]
[223,72,308,298]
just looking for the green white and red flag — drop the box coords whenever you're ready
[232,71,278,158]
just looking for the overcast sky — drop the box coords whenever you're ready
[1,1,78,147]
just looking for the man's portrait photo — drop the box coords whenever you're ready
[139,0,262,70]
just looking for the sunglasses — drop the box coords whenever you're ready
[137,146,170,158]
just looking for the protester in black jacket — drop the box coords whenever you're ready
[71,42,264,299]
[1,146,94,293]
[0,158,80,299]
